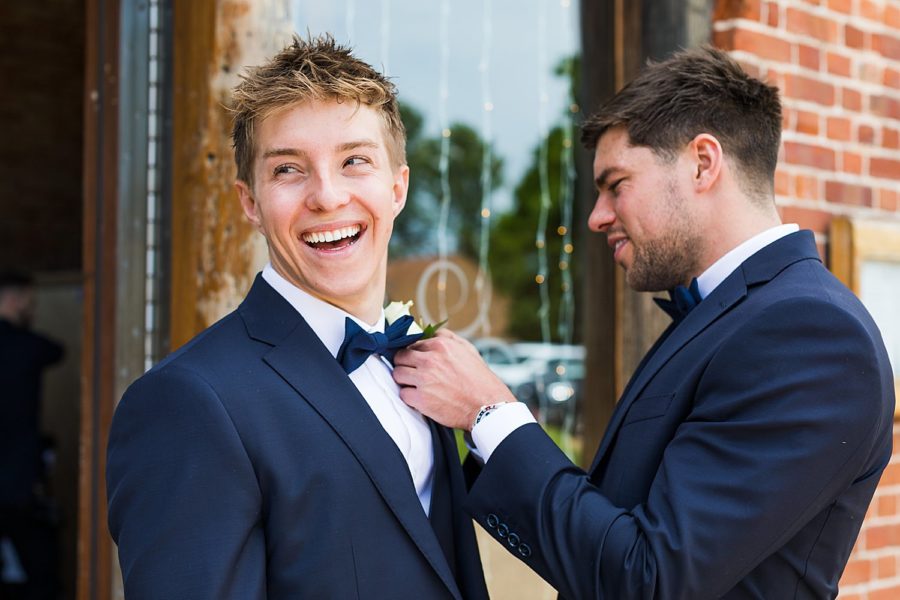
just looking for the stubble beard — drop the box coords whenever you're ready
[625,184,702,292]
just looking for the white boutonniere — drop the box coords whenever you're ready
[384,300,446,339]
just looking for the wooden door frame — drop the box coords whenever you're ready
[79,0,119,598]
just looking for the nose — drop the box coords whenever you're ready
[306,171,350,211]
[587,193,615,233]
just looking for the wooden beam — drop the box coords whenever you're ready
[78,0,119,598]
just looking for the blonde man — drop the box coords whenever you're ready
[107,35,488,600]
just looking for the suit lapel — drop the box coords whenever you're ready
[590,279,746,472]
[240,276,463,600]
[590,231,821,473]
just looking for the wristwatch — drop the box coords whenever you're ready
[473,402,507,429]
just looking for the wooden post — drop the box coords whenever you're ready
[79,0,119,598]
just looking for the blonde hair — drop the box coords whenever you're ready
[231,33,406,185]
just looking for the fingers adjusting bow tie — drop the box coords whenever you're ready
[336,315,423,374]
[654,277,703,323]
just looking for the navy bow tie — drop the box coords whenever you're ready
[336,315,423,374]
[654,278,703,323]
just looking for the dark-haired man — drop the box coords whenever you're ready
[0,270,64,598]
[395,46,894,599]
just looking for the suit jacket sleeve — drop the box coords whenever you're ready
[465,297,892,600]
[106,364,265,600]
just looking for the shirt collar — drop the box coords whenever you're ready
[261,264,384,358]
[695,223,800,299]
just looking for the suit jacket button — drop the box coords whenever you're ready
[518,543,532,558]
[507,532,520,547]
[497,523,509,538]
[486,514,499,529]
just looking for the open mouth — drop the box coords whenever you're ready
[301,224,364,251]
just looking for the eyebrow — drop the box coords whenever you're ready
[336,139,381,153]
[261,139,381,161]
[594,167,619,191]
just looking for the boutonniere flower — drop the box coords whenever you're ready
[384,300,446,339]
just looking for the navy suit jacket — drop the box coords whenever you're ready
[467,231,895,599]
[107,276,489,599]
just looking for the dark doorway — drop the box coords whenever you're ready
[0,1,86,599]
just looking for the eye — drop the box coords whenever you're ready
[273,164,299,176]
[608,178,624,196]
[343,155,371,168]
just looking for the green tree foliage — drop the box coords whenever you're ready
[489,55,582,342]
[490,124,581,342]
[390,103,504,259]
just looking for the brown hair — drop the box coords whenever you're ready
[582,45,782,199]
[231,33,406,185]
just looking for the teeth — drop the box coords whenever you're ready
[302,225,361,245]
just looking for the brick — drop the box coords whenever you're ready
[798,44,820,70]
[881,189,899,212]
[825,181,873,207]
[828,0,852,14]
[878,493,898,517]
[860,0,883,20]
[865,522,900,549]
[775,169,791,196]
[840,557,872,585]
[784,74,835,106]
[885,128,900,150]
[713,29,735,52]
[859,124,876,145]
[845,25,866,50]
[874,33,900,61]
[795,174,820,199]
[871,586,900,600]
[886,68,900,90]
[842,152,862,175]
[797,109,819,135]
[826,52,851,77]
[859,61,884,85]
[826,116,851,141]
[784,141,836,170]
[732,28,792,61]
[843,88,863,111]
[787,7,839,42]
[764,1,779,27]
[713,0,761,21]
[870,96,900,120]
[879,555,898,579]
[888,4,900,29]
[872,157,900,180]
[778,205,832,233]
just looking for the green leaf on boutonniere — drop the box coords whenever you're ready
[420,319,448,339]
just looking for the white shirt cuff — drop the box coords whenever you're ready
[471,401,536,463]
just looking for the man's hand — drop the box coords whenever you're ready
[393,329,516,431]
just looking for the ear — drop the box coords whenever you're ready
[391,164,410,217]
[689,133,723,194]
[236,179,262,230]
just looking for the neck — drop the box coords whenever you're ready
[696,194,782,275]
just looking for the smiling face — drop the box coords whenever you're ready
[236,99,408,322]
[588,127,702,292]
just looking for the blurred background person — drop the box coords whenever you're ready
[0,269,64,600]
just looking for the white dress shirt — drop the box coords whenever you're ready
[262,264,434,515]
[472,223,801,462]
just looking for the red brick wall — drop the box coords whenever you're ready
[713,0,900,597]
